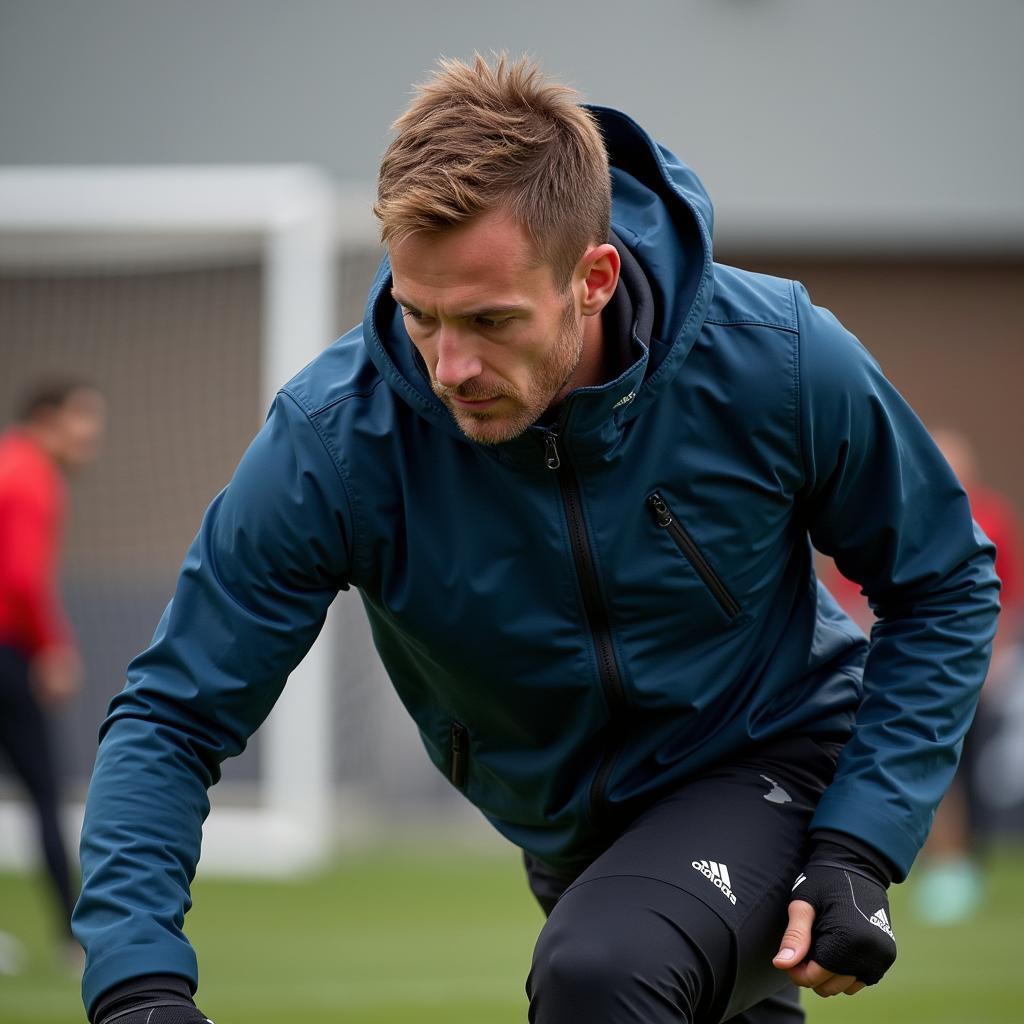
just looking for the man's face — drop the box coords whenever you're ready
[50,388,106,470]
[389,210,585,444]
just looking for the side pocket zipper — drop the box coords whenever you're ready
[647,492,742,619]
[449,721,469,790]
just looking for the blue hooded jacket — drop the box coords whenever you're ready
[74,107,1000,1009]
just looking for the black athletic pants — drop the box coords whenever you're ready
[0,644,76,936]
[525,734,844,1024]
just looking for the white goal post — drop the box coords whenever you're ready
[0,166,378,875]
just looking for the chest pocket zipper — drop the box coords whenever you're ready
[449,721,469,790]
[647,492,741,619]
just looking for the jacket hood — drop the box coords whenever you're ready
[361,105,715,458]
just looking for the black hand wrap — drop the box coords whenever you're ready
[92,974,213,1024]
[97,1003,212,1024]
[790,859,897,986]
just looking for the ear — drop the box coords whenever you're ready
[576,243,621,317]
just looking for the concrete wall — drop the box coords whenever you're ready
[2,0,1022,249]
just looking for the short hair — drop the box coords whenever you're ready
[17,376,98,423]
[375,53,611,288]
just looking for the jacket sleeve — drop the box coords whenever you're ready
[793,285,1001,881]
[73,390,354,1012]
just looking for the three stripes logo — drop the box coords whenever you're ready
[691,859,737,905]
[869,906,895,940]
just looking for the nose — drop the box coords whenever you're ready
[434,327,483,391]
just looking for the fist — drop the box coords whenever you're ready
[772,863,896,996]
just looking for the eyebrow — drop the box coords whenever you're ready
[390,289,528,320]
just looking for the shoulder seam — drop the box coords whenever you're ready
[704,316,799,335]
[308,376,387,418]
[277,387,361,574]
[792,281,808,493]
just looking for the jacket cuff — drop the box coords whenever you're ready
[809,786,920,882]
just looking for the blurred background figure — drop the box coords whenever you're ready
[912,427,1021,924]
[0,378,106,964]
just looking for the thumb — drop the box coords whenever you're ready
[773,899,815,968]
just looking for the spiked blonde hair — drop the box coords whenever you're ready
[374,54,611,287]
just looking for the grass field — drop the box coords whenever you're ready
[1,842,1022,1023]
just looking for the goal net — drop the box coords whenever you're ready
[0,167,468,875]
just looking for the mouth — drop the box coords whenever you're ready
[451,395,502,411]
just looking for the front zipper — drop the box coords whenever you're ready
[647,492,741,619]
[449,721,469,790]
[544,431,626,827]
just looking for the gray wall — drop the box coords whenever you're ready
[2,0,1022,249]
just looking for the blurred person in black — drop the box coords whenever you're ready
[0,378,106,962]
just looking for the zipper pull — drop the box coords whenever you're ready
[544,433,561,471]
[649,493,673,528]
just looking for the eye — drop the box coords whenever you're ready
[476,316,513,330]
[403,308,431,325]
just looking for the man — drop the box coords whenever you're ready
[74,56,999,1024]
[0,378,105,960]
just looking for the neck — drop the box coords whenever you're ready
[576,308,608,389]
[552,309,607,406]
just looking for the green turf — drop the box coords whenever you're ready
[1,843,1022,1022]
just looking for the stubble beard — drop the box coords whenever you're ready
[432,299,583,445]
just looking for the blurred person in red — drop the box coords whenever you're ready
[821,426,1020,922]
[0,378,106,960]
